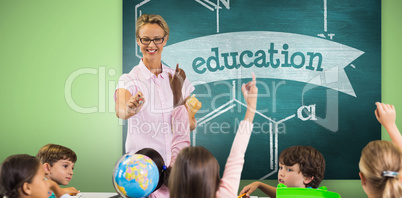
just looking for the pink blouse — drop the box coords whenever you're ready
[115,60,194,165]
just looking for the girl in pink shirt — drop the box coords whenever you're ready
[169,73,258,198]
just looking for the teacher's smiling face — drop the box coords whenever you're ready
[137,23,168,63]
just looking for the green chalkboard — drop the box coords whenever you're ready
[123,0,381,179]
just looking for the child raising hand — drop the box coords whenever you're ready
[169,73,258,198]
[375,102,402,150]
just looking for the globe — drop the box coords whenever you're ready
[113,153,159,198]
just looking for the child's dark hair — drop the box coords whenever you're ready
[0,154,41,198]
[279,145,326,188]
[36,143,77,165]
[135,148,170,191]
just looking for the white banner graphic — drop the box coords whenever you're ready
[161,31,364,97]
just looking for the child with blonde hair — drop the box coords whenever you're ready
[357,102,402,198]
[359,140,402,198]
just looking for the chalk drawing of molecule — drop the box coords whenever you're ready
[193,81,318,179]
[195,0,230,33]
[317,0,335,40]
[133,0,335,179]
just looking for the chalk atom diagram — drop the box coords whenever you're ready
[194,81,318,179]
[133,0,230,54]
[133,0,341,179]
[317,0,335,40]
[195,0,230,33]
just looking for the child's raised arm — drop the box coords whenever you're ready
[217,73,258,197]
[375,102,402,150]
[242,73,258,123]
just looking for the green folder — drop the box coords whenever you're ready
[276,183,341,198]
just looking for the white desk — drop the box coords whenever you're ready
[72,192,120,198]
[72,193,264,198]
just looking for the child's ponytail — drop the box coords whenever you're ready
[0,188,19,198]
[135,148,169,192]
[382,173,402,198]
[161,165,171,187]
[359,141,402,198]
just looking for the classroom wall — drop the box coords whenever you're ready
[0,0,401,197]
